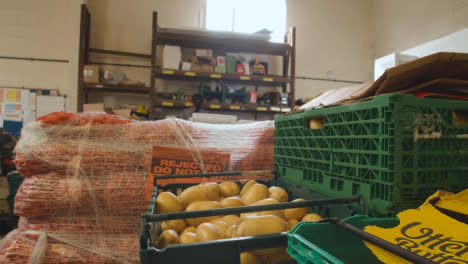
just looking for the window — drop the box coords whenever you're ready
[205,0,286,43]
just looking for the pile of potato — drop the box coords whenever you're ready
[156,180,322,264]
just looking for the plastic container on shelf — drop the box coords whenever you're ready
[287,215,399,264]
[274,94,468,216]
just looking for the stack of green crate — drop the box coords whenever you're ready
[274,94,468,216]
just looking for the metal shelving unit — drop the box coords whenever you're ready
[150,11,296,119]
[77,5,296,119]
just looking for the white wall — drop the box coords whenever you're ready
[403,28,468,57]
[0,0,86,112]
[371,0,468,58]
[286,0,373,100]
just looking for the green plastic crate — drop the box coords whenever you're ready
[275,94,468,216]
[287,215,399,264]
[6,172,23,196]
[140,173,364,264]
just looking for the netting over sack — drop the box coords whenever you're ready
[2,112,275,263]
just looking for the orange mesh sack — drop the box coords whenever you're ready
[5,112,275,263]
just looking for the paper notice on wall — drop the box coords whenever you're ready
[4,103,21,112]
[3,111,22,122]
[23,110,35,127]
[36,95,65,117]
[5,89,21,103]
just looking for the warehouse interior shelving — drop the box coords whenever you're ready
[77,4,295,119]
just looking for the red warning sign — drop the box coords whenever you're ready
[145,145,231,200]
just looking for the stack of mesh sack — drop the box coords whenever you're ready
[0,112,274,263]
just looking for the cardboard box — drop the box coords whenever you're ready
[301,52,468,110]
[83,65,100,83]
[112,109,132,119]
[215,56,226,73]
[162,45,182,70]
[195,49,213,58]
[181,61,191,71]
[83,103,104,112]
[249,91,258,104]
[191,56,215,73]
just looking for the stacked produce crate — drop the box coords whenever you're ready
[275,94,468,216]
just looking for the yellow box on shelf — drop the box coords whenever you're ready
[229,105,241,110]
[184,72,197,76]
[209,104,221,109]
[256,106,268,111]
[161,101,174,107]
[240,76,250,80]
[162,69,175,74]
[185,102,193,107]
[210,74,221,78]
[263,77,273,82]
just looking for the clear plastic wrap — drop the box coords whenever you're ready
[3,112,275,263]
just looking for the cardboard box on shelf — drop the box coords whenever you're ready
[112,109,132,119]
[191,56,215,73]
[162,45,182,70]
[249,91,258,104]
[181,62,191,71]
[83,103,104,112]
[195,49,213,58]
[83,65,100,83]
[215,56,226,73]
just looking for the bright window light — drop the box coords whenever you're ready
[206,0,286,43]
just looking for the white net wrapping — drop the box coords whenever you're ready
[0,112,275,263]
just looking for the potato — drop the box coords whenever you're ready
[181,226,197,235]
[156,192,182,213]
[210,215,239,226]
[240,252,264,264]
[213,221,229,235]
[268,186,288,202]
[240,180,257,196]
[302,213,323,222]
[160,219,186,233]
[283,198,309,220]
[225,225,236,238]
[235,215,288,237]
[220,196,245,208]
[241,184,269,205]
[219,181,240,197]
[240,198,284,219]
[235,215,288,255]
[265,250,294,263]
[179,232,199,244]
[202,182,221,193]
[185,201,223,226]
[196,223,223,241]
[179,185,219,208]
[288,219,299,230]
[158,229,179,248]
